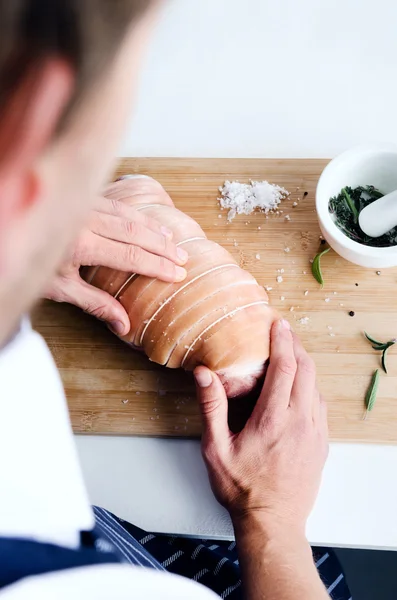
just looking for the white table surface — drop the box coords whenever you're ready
[76,436,397,550]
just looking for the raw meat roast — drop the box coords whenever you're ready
[82,175,278,398]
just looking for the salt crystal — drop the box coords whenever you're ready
[333,291,337,295]
[303,271,307,275]
[290,307,294,312]
[325,298,330,303]
[280,296,285,301]
[135,391,141,395]
[329,333,335,337]
[284,247,290,253]
[255,254,261,260]
[285,214,291,221]
[309,259,314,264]
[292,201,298,207]
[122,399,129,404]
[304,290,309,296]
[218,214,222,219]
[219,180,290,221]
[297,317,309,325]
[233,240,238,247]
[276,276,283,283]
[265,286,273,291]
[258,226,261,230]
[327,326,333,330]
[339,303,344,307]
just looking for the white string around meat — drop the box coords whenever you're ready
[161,278,260,366]
[180,301,269,368]
[112,237,207,300]
[139,264,240,346]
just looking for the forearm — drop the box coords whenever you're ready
[233,514,328,600]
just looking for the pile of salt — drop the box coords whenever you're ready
[219,180,290,221]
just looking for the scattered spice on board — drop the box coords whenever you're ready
[297,317,309,325]
[329,185,397,247]
[349,311,355,317]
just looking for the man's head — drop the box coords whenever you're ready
[0,0,158,345]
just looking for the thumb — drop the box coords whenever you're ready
[194,367,230,444]
[52,275,130,336]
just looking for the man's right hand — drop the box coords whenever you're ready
[194,318,328,534]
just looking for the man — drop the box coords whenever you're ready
[0,1,351,598]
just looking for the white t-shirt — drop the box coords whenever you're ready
[0,320,217,599]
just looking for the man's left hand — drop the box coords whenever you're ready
[45,196,188,336]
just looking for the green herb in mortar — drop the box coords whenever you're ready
[329,185,397,247]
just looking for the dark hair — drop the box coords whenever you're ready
[0,0,153,125]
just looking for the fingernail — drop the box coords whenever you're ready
[177,247,189,263]
[161,226,173,240]
[175,266,187,282]
[279,319,290,331]
[194,368,212,388]
[108,320,125,335]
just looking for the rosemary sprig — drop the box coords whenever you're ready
[363,369,379,420]
[364,332,396,373]
[312,247,330,287]
[382,347,390,374]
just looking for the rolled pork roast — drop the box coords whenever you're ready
[82,175,278,398]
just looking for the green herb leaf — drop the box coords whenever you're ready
[342,187,359,223]
[364,332,384,347]
[382,347,389,374]
[312,247,330,287]
[372,344,388,351]
[364,369,380,418]
[381,341,396,373]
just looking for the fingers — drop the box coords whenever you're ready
[194,367,230,447]
[102,177,175,208]
[77,230,188,283]
[88,211,187,266]
[47,275,130,336]
[251,319,296,423]
[94,196,174,240]
[289,333,317,416]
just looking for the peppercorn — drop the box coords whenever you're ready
[320,239,326,245]
[349,311,355,317]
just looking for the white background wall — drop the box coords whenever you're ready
[119,0,397,158]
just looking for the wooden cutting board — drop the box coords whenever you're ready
[32,158,397,443]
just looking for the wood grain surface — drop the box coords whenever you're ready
[32,158,397,442]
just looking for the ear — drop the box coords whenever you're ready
[0,59,74,231]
